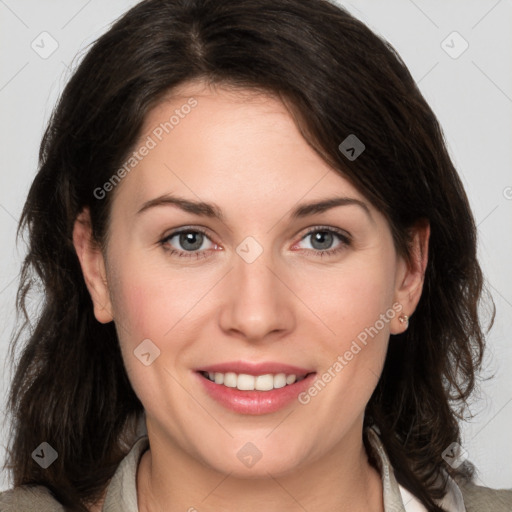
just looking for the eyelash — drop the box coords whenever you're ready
[159,226,351,260]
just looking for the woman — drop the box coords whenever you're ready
[1,0,511,510]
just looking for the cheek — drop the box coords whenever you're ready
[299,258,395,340]
[107,256,197,407]
[339,267,395,369]
[107,252,221,387]
[110,275,165,343]
[108,252,198,341]
[297,258,395,400]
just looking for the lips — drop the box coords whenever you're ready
[195,361,314,376]
[195,371,316,414]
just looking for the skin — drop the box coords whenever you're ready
[73,80,429,512]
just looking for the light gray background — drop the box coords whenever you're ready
[1,0,511,493]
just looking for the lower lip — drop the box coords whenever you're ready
[195,371,317,415]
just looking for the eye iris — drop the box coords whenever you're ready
[173,230,338,253]
[311,231,333,250]
[180,232,203,251]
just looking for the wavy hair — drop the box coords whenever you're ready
[3,0,493,510]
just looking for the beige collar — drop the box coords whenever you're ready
[101,426,466,511]
[365,425,467,511]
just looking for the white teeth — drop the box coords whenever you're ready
[238,373,257,390]
[202,371,308,391]
[223,372,237,388]
[273,374,287,388]
[286,374,297,385]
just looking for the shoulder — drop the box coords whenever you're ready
[0,485,66,511]
[0,435,148,512]
[455,476,512,512]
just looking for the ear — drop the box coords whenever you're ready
[391,219,430,335]
[72,208,114,323]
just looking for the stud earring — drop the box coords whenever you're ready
[398,315,409,328]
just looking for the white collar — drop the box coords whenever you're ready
[102,427,467,511]
[366,426,466,512]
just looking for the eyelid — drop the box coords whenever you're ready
[160,225,216,248]
[161,225,211,239]
[161,224,351,242]
[297,225,351,243]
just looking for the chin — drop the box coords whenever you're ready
[198,443,305,479]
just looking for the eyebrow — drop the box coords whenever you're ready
[136,194,372,222]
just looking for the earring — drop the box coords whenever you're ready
[398,315,409,328]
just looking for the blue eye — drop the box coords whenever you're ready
[160,228,215,259]
[159,226,351,259]
[296,227,351,257]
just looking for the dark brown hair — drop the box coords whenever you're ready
[3,0,493,510]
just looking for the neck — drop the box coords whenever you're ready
[136,423,384,512]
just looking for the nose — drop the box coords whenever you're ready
[218,244,296,343]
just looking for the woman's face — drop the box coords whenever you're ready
[76,81,426,477]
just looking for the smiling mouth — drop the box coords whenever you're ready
[198,370,314,391]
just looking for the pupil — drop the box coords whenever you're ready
[180,232,203,251]
[312,231,332,250]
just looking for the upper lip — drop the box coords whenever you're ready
[196,361,315,376]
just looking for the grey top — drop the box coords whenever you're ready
[1,426,511,511]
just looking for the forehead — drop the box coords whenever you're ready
[113,81,369,217]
